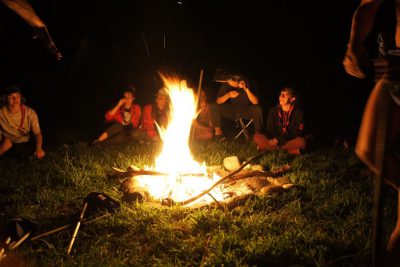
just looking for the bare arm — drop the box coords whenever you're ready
[216,91,239,104]
[343,0,382,78]
[107,99,125,117]
[34,132,45,159]
[243,87,258,105]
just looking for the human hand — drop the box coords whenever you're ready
[238,80,247,89]
[34,149,46,159]
[343,44,369,79]
[228,91,239,98]
[118,98,126,107]
[268,138,278,147]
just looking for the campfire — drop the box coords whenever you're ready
[114,76,297,208]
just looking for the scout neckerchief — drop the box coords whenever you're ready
[120,106,133,126]
[2,104,27,135]
[277,104,294,135]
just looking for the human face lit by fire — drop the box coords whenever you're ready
[122,91,134,107]
[156,94,168,110]
[279,90,294,106]
[7,92,22,107]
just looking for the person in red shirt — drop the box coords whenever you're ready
[131,87,170,143]
[92,87,141,145]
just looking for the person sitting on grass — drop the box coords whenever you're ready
[253,87,306,155]
[192,90,213,141]
[131,87,170,143]
[92,86,141,145]
[0,85,45,159]
[209,74,263,141]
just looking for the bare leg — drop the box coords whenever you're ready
[0,138,13,157]
[280,137,307,152]
[252,133,278,151]
[96,132,108,142]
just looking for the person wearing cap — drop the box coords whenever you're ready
[210,74,263,141]
[0,86,45,158]
[131,87,170,142]
[92,87,141,145]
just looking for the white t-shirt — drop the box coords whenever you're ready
[0,106,41,143]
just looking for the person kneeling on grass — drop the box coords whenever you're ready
[253,87,306,155]
[0,85,45,159]
[92,86,141,146]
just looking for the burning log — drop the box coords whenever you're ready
[116,151,297,209]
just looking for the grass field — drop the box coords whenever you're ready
[0,140,397,266]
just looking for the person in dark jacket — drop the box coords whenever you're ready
[253,87,305,154]
[209,74,263,141]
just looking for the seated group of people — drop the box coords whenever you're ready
[92,87,170,146]
[0,75,306,159]
[193,74,306,155]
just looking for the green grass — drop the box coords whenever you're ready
[0,140,397,266]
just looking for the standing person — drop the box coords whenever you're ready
[0,85,45,159]
[209,74,263,141]
[131,87,170,143]
[253,87,306,155]
[343,0,400,265]
[92,87,141,145]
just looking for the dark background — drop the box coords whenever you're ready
[0,0,378,144]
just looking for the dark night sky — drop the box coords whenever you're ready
[0,0,377,143]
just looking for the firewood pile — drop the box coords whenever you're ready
[111,156,302,209]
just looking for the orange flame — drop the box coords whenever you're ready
[134,76,223,206]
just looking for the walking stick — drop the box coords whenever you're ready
[66,202,88,255]
[31,213,110,241]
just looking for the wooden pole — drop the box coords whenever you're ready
[190,69,204,142]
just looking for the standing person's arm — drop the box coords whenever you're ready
[343,0,382,78]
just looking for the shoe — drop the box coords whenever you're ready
[213,134,226,142]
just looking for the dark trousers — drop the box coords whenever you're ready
[7,141,35,158]
[103,123,136,145]
[209,103,263,133]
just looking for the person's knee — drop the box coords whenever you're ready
[297,137,307,149]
